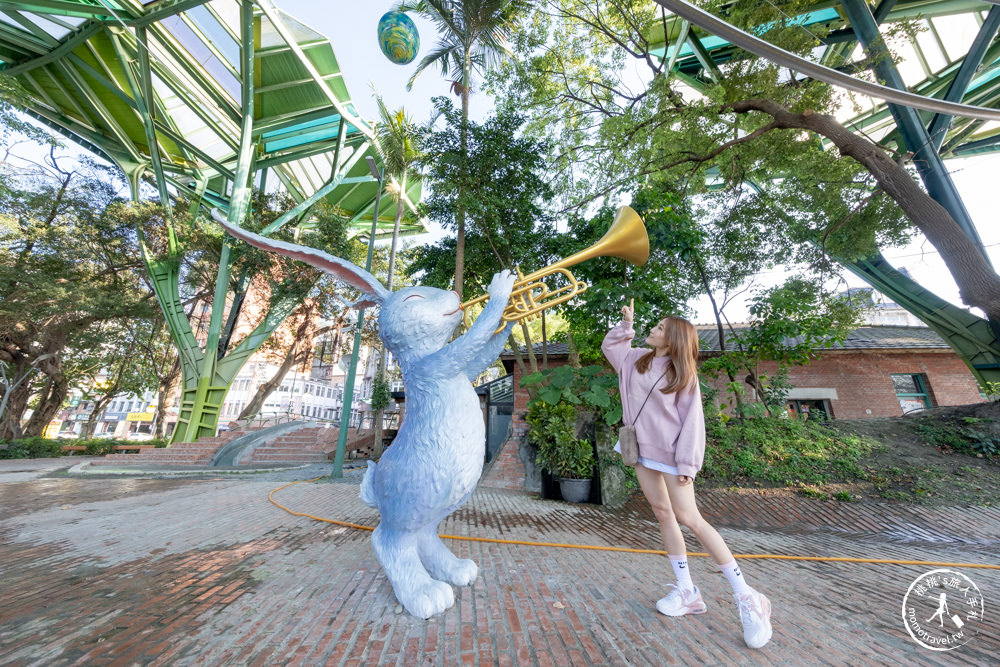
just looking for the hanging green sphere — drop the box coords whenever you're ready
[377,11,420,65]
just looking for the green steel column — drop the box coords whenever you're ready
[331,164,384,477]
[841,0,991,267]
[179,0,256,442]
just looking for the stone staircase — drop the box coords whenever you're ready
[88,428,258,466]
[86,424,394,467]
[242,426,394,464]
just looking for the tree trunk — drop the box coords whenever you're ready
[80,399,108,439]
[386,173,407,292]
[373,174,410,457]
[81,393,116,439]
[454,59,472,298]
[519,321,538,374]
[235,304,321,423]
[730,99,1000,322]
[0,359,31,440]
[22,373,68,437]
[693,255,744,412]
[155,358,181,439]
[236,341,301,422]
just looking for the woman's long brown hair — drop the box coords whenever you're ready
[635,316,699,394]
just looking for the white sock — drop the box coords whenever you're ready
[719,560,751,595]
[669,554,694,592]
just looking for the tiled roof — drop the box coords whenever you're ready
[501,342,572,358]
[500,325,951,358]
[695,324,951,352]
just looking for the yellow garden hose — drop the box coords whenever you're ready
[269,477,1000,571]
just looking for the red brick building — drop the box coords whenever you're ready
[480,325,987,492]
[695,324,986,420]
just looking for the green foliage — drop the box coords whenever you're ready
[912,416,1000,459]
[520,364,621,425]
[0,75,58,147]
[0,437,62,459]
[373,93,422,183]
[554,192,697,362]
[980,381,1000,401]
[399,0,528,93]
[0,152,158,437]
[370,372,392,413]
[524,397,595,479]
[410,100,557,295]
[701,417,873,486]
[0,437,167,459]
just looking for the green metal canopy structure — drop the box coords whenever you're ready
[0,0,427,441]
[648,0,1000,385]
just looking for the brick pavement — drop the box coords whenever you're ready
[0,460,997,666]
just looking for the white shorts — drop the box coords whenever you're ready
[614,440,680,476]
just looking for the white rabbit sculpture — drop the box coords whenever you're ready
[213,212,516,618]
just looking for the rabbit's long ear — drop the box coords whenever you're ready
[212,209,389,306]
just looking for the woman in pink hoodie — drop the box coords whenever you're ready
[602,299,773,650]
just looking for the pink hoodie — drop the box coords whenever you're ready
[602,320,705,478]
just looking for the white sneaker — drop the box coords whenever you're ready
[734,588,772,649]
[656,585,707,617]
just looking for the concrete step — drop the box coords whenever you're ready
[249,454,328,463]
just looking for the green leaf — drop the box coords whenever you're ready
[584,388,610,408]
[605,405,623,425]
[539,387,563,405]
[550,365,575,388]
[520,371,544,387]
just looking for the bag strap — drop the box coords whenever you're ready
[631,368,668,426]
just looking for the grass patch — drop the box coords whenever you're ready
[701,417,875,487]
[911,415,1000,458]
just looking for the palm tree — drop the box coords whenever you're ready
[373,94,422,293]
[371,93,422,456]
[395,0,526,298]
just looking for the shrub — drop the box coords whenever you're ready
[0,437,63,459]
[0,436,169,459]
[701,417,874,486]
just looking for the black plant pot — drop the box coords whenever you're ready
[558,478,592,503]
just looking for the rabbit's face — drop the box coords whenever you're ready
[379,286,463,360]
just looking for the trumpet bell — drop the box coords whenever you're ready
[594,205,649,268]
[538,205,648,279]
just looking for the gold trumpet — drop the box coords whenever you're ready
[461,205,649,330]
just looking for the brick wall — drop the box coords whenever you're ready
[480,362,532,491]
[701,349,985,419]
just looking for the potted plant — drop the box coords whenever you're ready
[551,437,596,503]
[528,401,595,503]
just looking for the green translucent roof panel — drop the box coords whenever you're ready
[651,1,1000,158]
[0,0,426,238]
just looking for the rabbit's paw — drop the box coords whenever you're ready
[398,579,455,619]
[488,269,516,300]
[441,558,478,587]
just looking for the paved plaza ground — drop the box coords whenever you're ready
[0,457,997,666]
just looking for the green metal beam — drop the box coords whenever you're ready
[261,141,369,236]
[53,59,143,163]
[1,21,104,75]
[0,1,120,20]
[256,0,373,143]
[927,7,1000,150]
[256,138,366,170]
[131,26,174,220]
